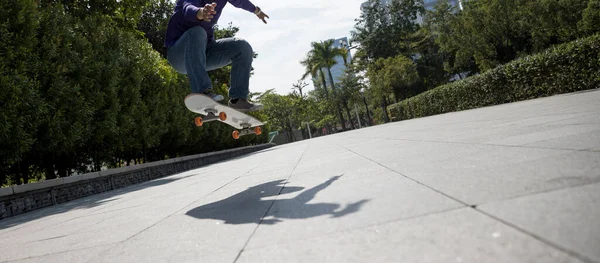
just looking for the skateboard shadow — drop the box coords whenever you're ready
[185,175,369,225]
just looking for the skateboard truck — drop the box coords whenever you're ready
[232,123,262,140]
[194,108,227,127]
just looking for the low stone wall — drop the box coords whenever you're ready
[0,143,274,220]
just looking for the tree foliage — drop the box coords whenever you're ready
[368,55,419,102]
[389,34,600,121]
[300,40,350,131]
[433,0,596,72]
[349,0,599,122]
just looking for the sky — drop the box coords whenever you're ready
[216,0,366,96]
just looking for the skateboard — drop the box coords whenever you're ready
[184,94,264,140]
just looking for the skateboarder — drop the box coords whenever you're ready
[164,0,269,112]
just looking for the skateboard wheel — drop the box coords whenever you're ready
[232,130,240,140]
[254,126,262,135]
[194,117,203,127]
[219,112,227,121]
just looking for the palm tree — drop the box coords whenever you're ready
[300,53,329,99]
[301,40,348,131]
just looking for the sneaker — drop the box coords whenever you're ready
[228,98,264,112]
[202,89,224,102]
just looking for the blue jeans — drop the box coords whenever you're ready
[167,26,253,100]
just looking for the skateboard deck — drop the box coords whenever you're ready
[184,94,264,139]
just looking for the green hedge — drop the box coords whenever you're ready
[388,34,600,121]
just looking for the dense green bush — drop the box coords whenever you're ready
[388,34,600,120]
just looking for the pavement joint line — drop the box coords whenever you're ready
[585,148,600,152]
[82,165,261,263]
[239,206,467,253]
[342,143,599,263]
[521,132,600,149]
[1,214,115,249]
[0,203,111,238]
[233,144,310,263]
[4,187,162,236]
[0,194,127,236]
[338,144,471,207]
[18,235,68,247]
[64,216,114,238]
[348,136,598,153]
[0,242,122,263]
[472,181,600,209]
[56,204,146,229]
[474,208,597,263]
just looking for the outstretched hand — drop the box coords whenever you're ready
[255,7,269,24]
[197,2,217,22]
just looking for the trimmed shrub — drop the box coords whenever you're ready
[388,34,600,121]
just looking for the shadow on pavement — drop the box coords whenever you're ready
[185,175,369,225]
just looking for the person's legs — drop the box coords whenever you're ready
[167,26,224,101]
[205,37,263,112]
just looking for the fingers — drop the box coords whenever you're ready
[201,2,217,21]
[204,3,217,14]
[206,2,217,12]
[259,12,269,24]
[202,11,214,21]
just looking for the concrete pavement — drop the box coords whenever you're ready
[0,89,599,263]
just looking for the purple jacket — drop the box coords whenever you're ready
[164,0,256,48]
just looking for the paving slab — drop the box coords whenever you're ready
[245,171,462,249]
[238,208,583,263]
[0,89,599,263]
[479,182,600,263]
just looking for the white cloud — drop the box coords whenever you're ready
[217,0,366,96]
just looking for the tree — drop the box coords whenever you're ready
[368,55,419,122]
[420,1,477,80]
[0,0,45,185]
[350,0,430,124]
[292,80,308,98]
[301,50,329,99]
[435,0,596,73]
[336,66,368,129]
[579,0,600,35]
[41,0,147,31]
[258,90,297,142]
[302,40,348,131]
[138,0,173,57]
[438,0,532,72]
[351,0,423,68]
[523,0,591,51]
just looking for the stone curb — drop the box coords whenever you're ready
[0,187,13,197]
